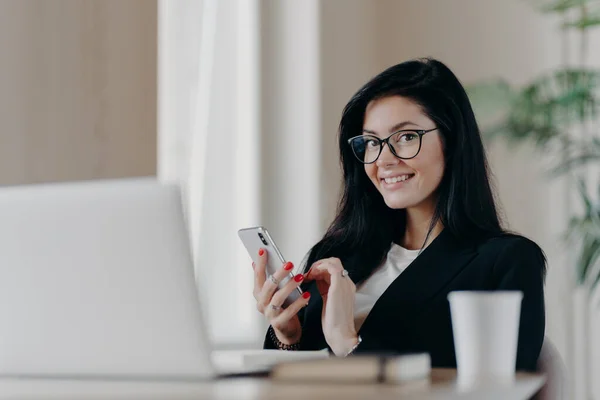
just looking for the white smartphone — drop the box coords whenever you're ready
[237,226,302,307]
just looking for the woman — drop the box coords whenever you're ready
[252,58,546,371]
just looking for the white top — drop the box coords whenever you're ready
[354,243,420,331]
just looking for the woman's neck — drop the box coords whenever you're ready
[400,204,443,250]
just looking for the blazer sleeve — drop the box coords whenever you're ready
[492,237,546,371]
[263,327,278,349]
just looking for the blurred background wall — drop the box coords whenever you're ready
[0,0,157,185]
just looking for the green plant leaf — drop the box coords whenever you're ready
[578,178,593,216]
[487,69,600,147]
[562,13,600,29]
[535,0,587,13]
[554,151,600,173]
[592,269,600,292]
[579,237,600,285]
[567,179,600,284]
[553,137,600,173]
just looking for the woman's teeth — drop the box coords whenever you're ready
[384,174,413,184]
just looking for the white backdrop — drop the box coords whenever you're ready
[158,0,322,347]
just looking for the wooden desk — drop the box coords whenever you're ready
[0,369,545,400]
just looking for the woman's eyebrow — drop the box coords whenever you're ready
[362,120,421,135]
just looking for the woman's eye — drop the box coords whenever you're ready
[366,139,379,148]
[397,133,418,143]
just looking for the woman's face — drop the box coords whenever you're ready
[362,96,445,211]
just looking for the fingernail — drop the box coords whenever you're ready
[294,274,304,283]
[258,249,265,256]
[302,292,311,299]
[252,262,255,269]
[284,262,294,271]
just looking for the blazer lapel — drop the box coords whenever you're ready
[358,229,478,340]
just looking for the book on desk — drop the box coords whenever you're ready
[270,352,431,384]
[212,349,430,383]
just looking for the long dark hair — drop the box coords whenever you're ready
[304,58,506,284]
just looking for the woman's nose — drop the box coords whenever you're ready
[376,142,400,167]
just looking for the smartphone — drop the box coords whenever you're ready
[238,226,302,307]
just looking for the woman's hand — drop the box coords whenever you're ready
[305,257,359,356]
[253,249,311,345]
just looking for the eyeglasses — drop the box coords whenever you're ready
[347,128,437,164]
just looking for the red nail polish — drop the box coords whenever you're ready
[302,292,311,299]
[284,262,294,271]
[294,274,304,283]
[258,249,264,256]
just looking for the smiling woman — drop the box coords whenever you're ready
[359,97,446,221]
[252,58,546,371]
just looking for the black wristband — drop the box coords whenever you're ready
[269,326,301,351]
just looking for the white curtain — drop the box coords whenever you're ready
[158,0,323,348]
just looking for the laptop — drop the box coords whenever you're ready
[0,178,215,380]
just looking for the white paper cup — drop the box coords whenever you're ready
[448,291,523,387]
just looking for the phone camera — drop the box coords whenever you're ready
[258,233,268,246]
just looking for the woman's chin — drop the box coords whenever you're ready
[382,196,414,210]
[382,192,436,212]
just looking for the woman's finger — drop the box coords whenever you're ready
[269,273,305,308]
[253,248,267,298]
[271,291,311,330]
[314,261,354,291]
[306,260,324,276]
[257,261,295,309]
[307,257,343,275]
[306,260,341,282]
[304,267,327,283]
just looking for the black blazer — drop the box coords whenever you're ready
[264,230,546,371]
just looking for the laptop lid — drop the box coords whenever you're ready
[0,178,214,380]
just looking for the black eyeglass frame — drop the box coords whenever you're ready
[347,128,438,164]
